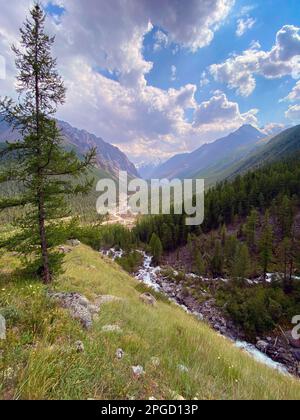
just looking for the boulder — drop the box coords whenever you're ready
[67,239,81,247]
[48,292,100,329]
[58,246,72,254]
[140,293,157,306]
[286,331,300,349]
[291,349,300,362]
[256,340,269,353]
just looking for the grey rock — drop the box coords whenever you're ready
[116,348,125,360]
[140,293,157,306]
[75,341,85,353]
[48,292,100,329]
[256,340,269,353]
[178,364,189,373]
[132,365,145,377]
[287,331,300,349]
[95,295,122,307]
[291,350,300,362]
[67,239,81,247]
[102,325,122,333]
[58,246,72,254]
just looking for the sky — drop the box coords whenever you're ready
[0,0,300,164]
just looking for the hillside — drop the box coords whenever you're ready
[225,125,300,181]
[0,117,138,179]
[0,243,300,400]
[151,125,266,181]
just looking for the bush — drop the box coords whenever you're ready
[216,282,299,338]
[116,251,143,274]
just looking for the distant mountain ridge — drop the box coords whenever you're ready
[0,117,138,179]
[149,125,267,182]
[225,124,300,180]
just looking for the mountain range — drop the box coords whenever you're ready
[145,125,269,183]
[0,117,138,179]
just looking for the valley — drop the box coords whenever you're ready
[1,1,300,401]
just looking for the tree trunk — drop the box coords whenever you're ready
[38,190,51,284]
[34,14,51,284]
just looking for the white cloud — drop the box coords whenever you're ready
[193,92,258,128]
[210,25,300,97]
[282,80,300,102]
[200,71,210,88]
[153,30,168,52]
[236,17,256,37]
[170,65,177,81]
[285,104,300,121]
[0,0,249,161]
[262,122,286,136]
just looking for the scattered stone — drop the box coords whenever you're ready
[75,341,85,353]
[287,331,300,349]
[67,239,81,247]
[291,350,300,362]
[266,337,273,343]
[116,348,125,360]
[178,364,189,373]
[170,391,185,400]
[132,365,145,378]
[140,293,157,306]
[256,340,269,353]
[58,246,72,254]
[102,325,122,333]
[95,295,122,306]
[48,292,100,329]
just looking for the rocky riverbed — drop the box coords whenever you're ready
[102,248,300,377]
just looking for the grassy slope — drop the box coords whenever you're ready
[1,244,300,400]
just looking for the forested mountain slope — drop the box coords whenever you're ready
[0,117,138,179]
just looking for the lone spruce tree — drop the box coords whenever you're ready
[0,3,95,283]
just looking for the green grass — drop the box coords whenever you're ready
[1,244,300,400]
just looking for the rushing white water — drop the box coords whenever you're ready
[235,341,288,374]
[103,248,289,375]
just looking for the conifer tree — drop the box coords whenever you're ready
[259,211,274,281]
[194,250,206,276]
[210,240,224,278]
[149,233,163,265]
[0,4,95,283]
[279,237,293,293]
[232,243,250,280]
[244,209,259,248]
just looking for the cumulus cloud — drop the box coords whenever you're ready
[193,92,258,128]
[285,104,300,121]
[236,17,256,37]
[282,80,300,102]
[262,122,286,136]
[210,25,300,97]
[0,0,246,161]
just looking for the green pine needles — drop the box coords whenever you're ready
[0,3,96,283]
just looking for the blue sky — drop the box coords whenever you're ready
[1,0,300,163]
[143,0,300,128]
